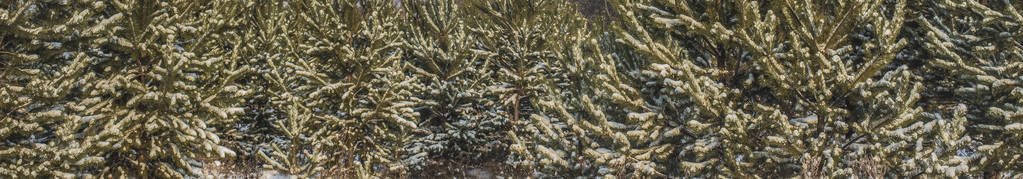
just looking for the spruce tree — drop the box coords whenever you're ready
[3,0,1022,177]
[456,0,592,174]
[252,0,425,176]
[236,1,331,177]
[608,0,966,177]
[400,0,512,170]
[915,0,1023,176]
[1,0,248,177]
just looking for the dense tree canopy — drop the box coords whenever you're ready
[2,0,1021,178]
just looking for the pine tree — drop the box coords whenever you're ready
[1,0,248,177]
[608,0,966,177]
[236,1,331,177]
[914,0,1023,176]
[3,0,1022,177]
[252,0,425,176]
[400,0,512,170]
[1,1,90,176]
[456,0,590,174]
[521,27,673,177]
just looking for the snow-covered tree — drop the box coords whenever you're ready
[914,0,1023,177]
[608,0,969,177]
[1,0,248,177]
[3,0,1021,177]
[249,0,425,177]
[400,0,512,171]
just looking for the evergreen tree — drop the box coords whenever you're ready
[400,0,512,170]
[608,0,967,177]
[238,1,331,177]
[455,0,594,175]
[1,0,248,177]
[252,0,425,176]
[915,0,1023,176]
[2,0,1022,177]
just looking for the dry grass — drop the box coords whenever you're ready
[853,157,884,179]
[800,155,885,178]
[801,155,823,178]
[197,156,263,178]
[419,159,531,178]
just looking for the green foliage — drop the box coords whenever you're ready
[2,0,1022,178]
[607,0,977,177]
[1,0,248,177]
[400,0,511,169]
[915,0,1023,175]
[241,0,424,176]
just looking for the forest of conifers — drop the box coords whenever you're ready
[2,0,1022,178]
